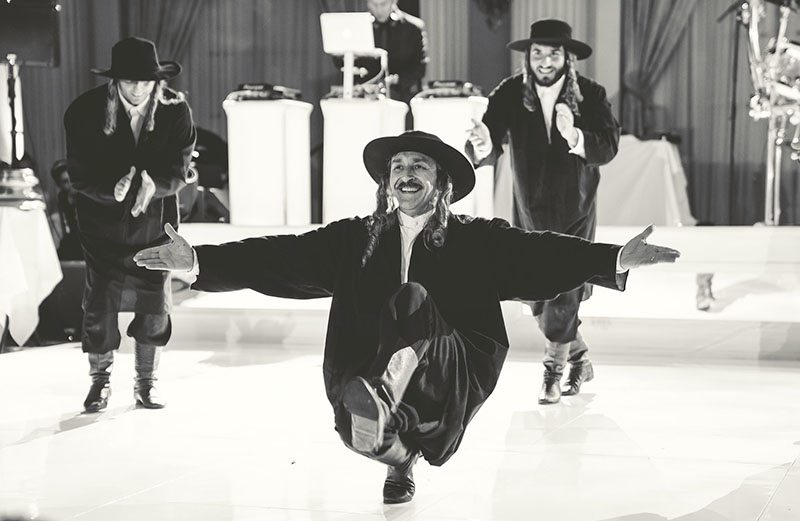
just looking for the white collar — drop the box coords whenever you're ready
[398,208,434,230]
[534,74,566,98]
[118,85,150,117]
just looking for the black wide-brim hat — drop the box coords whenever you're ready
[507,19,592,60]
[91,36,181,80]
[363,130,476,203]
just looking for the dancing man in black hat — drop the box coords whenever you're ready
[64,36,197,412]
[134,130,677,504]
[467,19,621,405]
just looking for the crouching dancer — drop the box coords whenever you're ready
[134,131,679,503]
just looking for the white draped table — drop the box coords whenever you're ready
[0,207,62,346]
[597,135,696,226]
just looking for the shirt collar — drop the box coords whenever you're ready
[117,85,150,117]
[398,208,434,230]
[534,74,566,98]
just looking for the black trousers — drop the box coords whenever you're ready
[81,312,171,354]
[335,282,484,467]
[529,286,583,344]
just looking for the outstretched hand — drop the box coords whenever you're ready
[133,223,194,271]
[467,117,492,160]
[619,225,681,270]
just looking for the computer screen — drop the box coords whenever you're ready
[320,12,375,55]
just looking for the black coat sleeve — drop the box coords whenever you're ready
[146,101,197,200]
[485,218,627,301]
[193,219,357,299]
[576,79,620,167]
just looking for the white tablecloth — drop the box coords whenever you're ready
[597,135,696,226]
[0,207,62,345]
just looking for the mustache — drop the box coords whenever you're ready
[395,178,423,190]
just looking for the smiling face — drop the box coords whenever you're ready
[528,43,566,87]
[388,151,439,217]
[118,79,156,105]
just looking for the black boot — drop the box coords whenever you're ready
[134,343,166,409]
[538,340,567,405]
[373,436,419,504]
[562,360,594,396]
[538,367,563,405]
[383,448,419,504]
[84,351,114,412]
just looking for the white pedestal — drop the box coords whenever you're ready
[411,96,492,218]
[321,98,408,223]
[223,99,313,225]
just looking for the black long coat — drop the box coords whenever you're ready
[472,73,620,239]
[193,214,626,465]
[64,84,196,314]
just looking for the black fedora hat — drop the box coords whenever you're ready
[363,130,475,203]
[507,19,592,60]
[91,37,181,80]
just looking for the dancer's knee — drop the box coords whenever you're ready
[389,282,428,320]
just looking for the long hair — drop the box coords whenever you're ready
[103,79,186,137]
[360,166,454,267]
[522,48,583,116]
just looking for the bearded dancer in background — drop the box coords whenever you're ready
[467,19,621,405]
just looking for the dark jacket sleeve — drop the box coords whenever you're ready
[192,219,356,299]
[146,101,197,200]
[485,218,627,301]
[577,78,620,167]
[464,75,517,168]
[63,101,119,205]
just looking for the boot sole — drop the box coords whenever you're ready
[342,377,384,453]
[135,400,166,409]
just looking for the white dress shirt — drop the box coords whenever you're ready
[534,76,585,158]
[118,87,149,144]
[398,208,434,283]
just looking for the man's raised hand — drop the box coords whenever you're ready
[619,224,681,270]
[131,169,156,217]
[134,223,194,271]
[467,118,492,161]
[114,166,136,202]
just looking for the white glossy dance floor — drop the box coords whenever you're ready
[1,307,799,521]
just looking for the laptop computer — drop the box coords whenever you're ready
[320,12,376,55]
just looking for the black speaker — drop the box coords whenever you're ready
[0,0,61,67]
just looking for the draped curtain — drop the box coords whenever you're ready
[620,0,697,137]
[420,0,469,83]
[119,0,205,68]
[625,0,800,224]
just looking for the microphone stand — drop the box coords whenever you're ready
[5,53,19,168]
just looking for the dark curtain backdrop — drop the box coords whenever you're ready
[620,0,697,137]
[119,0,205,64]
[622,0,800,224]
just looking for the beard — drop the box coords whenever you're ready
[532,66,567,87]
